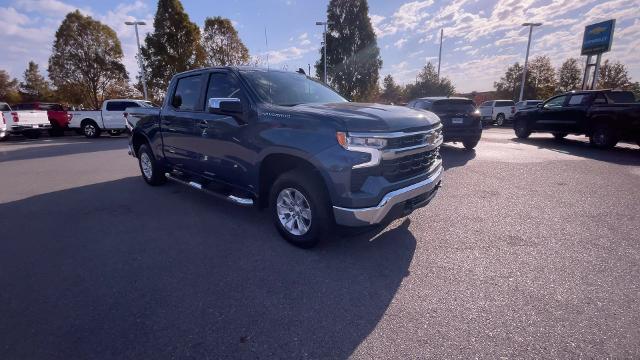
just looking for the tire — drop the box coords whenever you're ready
[553,133,568,140]
[589,125,618,149]
[137,144,167,186]
[462,137,480,150]
[495,113,505,127]
[514,119,531,139]
[109,130,122,136]
[23,130,41,139]
[82,120,101,138]
[269,169,330,248]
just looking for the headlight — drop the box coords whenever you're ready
[336,132,387,149]
[473,109,481,115]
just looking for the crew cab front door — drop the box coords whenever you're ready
[532,95,568,131]
[191,71,251,188]
[160,74,205,171]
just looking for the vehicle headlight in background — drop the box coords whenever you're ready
[473,109,481,115]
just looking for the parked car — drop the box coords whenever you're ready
[13,102,71,136]
[515,100,542,112]
[407,97,482,150]
[69,99,155,138]
[127,67,444,248]
[479,100,516,126]
[513,90,640,149]
[0,101,51,140]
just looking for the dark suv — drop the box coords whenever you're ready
[127,67,444,247]
[407,97,482,149]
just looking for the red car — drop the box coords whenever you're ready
[13,102,71,136]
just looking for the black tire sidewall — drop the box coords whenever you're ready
[515,119,530,139]
[83,122,100,138]
[269,171,329,248]
[138,144,165,186]
[496,114,505,126]
[463,137,480,150]
[590,125,616,149]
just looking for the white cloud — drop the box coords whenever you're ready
[262,46,316,64]
[14,0,88,16]
[394,38,408,49]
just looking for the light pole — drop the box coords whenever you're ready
[125,20,148,100]
[437,28,443,79]
[518,22,542,102]
[315,21,334,83]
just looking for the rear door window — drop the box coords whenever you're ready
[172,75,204,111]
[606,91,635,103]
[106,102,127,111]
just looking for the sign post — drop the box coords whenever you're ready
[581,19,615,90]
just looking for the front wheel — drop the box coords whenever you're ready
[495,113,505,127]
[589,125,618,149]
[462,137,480,150]
[269,170,330,248]
[138,144,166,186]
[514,119,531,139]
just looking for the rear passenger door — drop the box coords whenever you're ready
[160,74,205,170]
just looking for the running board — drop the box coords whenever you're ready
[164,173,254,206]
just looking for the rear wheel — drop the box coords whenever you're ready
[269,169,330,248]
[109,130,122,136]
[137,144,166,186]
[496,113,506,127]
[462,137,480,150]
[514,119,531,139]
[82,121,101,138]
[553,133,568,140]
[589,125,618,149]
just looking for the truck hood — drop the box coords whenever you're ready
[292,102,440,132]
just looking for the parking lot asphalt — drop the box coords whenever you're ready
[1,129,639,359]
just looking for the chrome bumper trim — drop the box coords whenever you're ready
[333,163,443,227]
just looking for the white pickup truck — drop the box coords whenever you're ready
[1,102,51,140]
[69,99,155,138]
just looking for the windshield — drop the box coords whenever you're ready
[0,103,11,111]
[240,70,347,106]
[432,100,475,113]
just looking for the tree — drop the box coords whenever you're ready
[379,75,403,104]
[527,55,557,100]
[141,0,205,99]
[202,17,249,67]
[315,0,382,101]
[20,61,51,101]
[557,58,582,92]
[494,62,524,101]
[48,11,129,109]
[629,82,640,101]
[0,69,20,103]
[598,60,631,89]
[404,63,455,99]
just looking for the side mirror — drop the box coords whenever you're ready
[171,95,182,108]
[208,98,242,114]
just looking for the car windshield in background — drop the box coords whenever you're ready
[39,104,64,111]
[607,91,636,103]
[240,70,347,106]
[0,103,10,111]
[432,100,475,113]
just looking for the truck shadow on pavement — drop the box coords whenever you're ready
[439,143,476,170]
[0,136,128,163]
[0,177,416,359]
[511,136,640,166]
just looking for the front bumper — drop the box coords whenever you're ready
[333,164,443,226]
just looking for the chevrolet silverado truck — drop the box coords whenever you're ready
[513,90,640,149]
[70,99,155,138]
[127,67,443,247]
[407,96,482,150]
[0,102,51,140]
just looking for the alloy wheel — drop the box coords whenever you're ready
[276,188,312,236]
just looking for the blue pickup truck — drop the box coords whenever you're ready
[127,67,443,247]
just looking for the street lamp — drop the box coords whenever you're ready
[518,22,542,102]
[125,20,148,100]
[315,21,334,84]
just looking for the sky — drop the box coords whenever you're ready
[1,0,639,93]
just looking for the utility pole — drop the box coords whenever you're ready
[437,28,443,79]
[519,22,542,102]
[125,20,148,101]
[316,21,334,83]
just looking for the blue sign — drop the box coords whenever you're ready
[581,19,616,55]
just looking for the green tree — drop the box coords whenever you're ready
[494,62,524,101]
[629,82,640,101]
[0,69,20,103]
[20,61,51,101]
[557,58,582,92]
[48,11,129,109]
[315,0,382,101]
[598,60,631,89]
[379,74,403,104]
[527,55,557,100]
[141,0,205,99]
[405,63,455,99]
[202,17,249,66]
